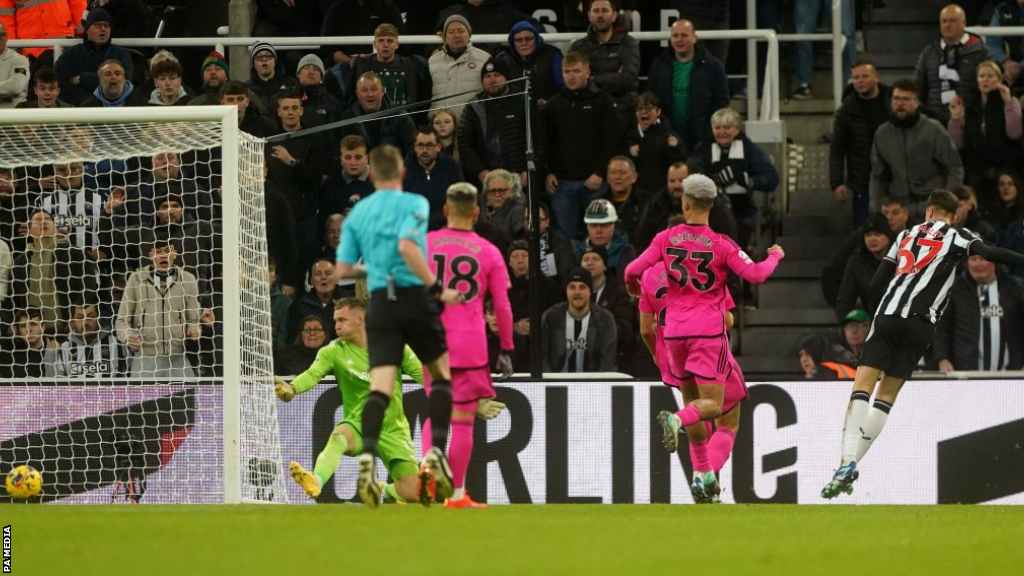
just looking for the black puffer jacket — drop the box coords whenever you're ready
[568,25,640,111]
[933,269,1024,370]
[830,85,892,196]
[914,34,991,124]
[835,247,885,321]
[543,81,621,180]
[460,91,534,178]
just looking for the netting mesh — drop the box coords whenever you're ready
[0,114,288,503]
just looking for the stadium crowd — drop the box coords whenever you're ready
[0,1,1022,379]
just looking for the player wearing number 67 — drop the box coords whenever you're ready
[423,182,514,509]
[624,173,784,502]
[821,189,1024,499]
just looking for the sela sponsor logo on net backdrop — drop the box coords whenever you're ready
[277,381,1024,505]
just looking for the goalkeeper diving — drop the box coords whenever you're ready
[275,297,505,505]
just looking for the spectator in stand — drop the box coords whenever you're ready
[544,51,622,240]
[792,0,855,99]
[935,252,1024,371]
[189,52,267,115]
[274,314,329,376]
[110,151,213,237]
[579,244,634,367]
[482,169,525,242]
[37,161,106,264]
[436,0,535,38]
[269,256,292,352]
[494,20,564,107]
[672,1,732,64]
[431,109,460,162]
[139,188,218,298]
[797,333,856,380]
[822,195,910,308]
[692,107,780,250]
[596,156,648,247]
[337,72,416,156]
[1,308,59,378]
[0,0,84,71]
[572,199,636,283]
[246,41,299,115]
[320,135,374,232]
[839,309,870,360]
[0,21,29,109]
[429,14,490,118]
[16,67,70,108]
[636,161,739,250]
[220,80,276,138]
[985,169,1024,228]
[350,24,430,110]
[267,88,328,257]
[869,78,963,220]
[55,9,133,106]
[10,208,96,335]
[0,166,32,247]
[405,126,463,229]
[541,268,617,372]
[947,60,1023,193]
[77,59,146,107]
[115,233,210,377]
[307,214,357,298]
[517,201,576,284]
[147,56,190,106]
[915,4,992,124]
[321,0,404,97]
[569,0,640,115]
[625,92,685,193]
[288,258,349,342]
[987,1,1024,90]
[831,58,892,227]
[91,0,150,39]
[951,184,998,240]
[646,18,729,152]
[506,239,561,370]
[460,57,534,189]
[260,166,300,296]
[52,298,127,377]
[295,54,340,133]
[834,213,894,321]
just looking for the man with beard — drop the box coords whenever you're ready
[404,126,463,228]
[189,51,267,115]
[56,9,134,106]
[568,0,639,115]
[53,299,127,377]
[337,72,416,156]
[869,78,963,220]
[540,267,617,372]
[77,59,147,107]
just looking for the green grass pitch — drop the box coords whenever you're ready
[5,504,1023,576]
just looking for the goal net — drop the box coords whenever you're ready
[0,107,288,504]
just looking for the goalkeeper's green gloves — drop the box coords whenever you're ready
[476,398,506,420]
[275,377,296,402]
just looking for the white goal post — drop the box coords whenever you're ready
[0,106,286,504]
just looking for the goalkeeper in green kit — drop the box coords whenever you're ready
[275,297,427,504]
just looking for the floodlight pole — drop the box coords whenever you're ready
[523,78,543,379]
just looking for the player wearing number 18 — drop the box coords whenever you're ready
[821,189,1024,499]
[625,174,784,501]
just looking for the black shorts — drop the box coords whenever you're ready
[859,314,935,381]
[366,286,447,369]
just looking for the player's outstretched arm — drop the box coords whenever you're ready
[730,244,785,284]
[625,234,666,296]
[969,242,1024,267]
[274,376,297,402]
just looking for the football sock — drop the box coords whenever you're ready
[451,487,465,501]
[420,417,432,456]
[362,390,390,457]
[383,483,406,504]
[856,400,892,462]
[429,379,453,452]
[840,391,870,465]
[674,404,703,428]
[708,427,737,473]
[690,438,712,472]
[313,431,348,487]
[448,416,475,491]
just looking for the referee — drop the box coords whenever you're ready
[335,144,462,507]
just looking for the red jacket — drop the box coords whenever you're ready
[0,0,87,57]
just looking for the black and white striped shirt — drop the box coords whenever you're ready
[877,220,979,323]
[52,332,127,378]
[37,189,104,251]
[563,311,591,373]
[977,279,1008,371]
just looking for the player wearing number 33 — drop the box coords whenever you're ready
[423,182,514,509]
[821,189,1024,500]
[625,173,784,502]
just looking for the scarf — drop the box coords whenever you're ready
[710,138,748,195]
[938,35,968,105]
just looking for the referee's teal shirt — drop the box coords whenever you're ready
[337,189,430,292]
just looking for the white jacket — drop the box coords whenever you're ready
[0,48,29,108]
[429,43,490,119]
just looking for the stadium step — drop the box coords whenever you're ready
[777,236,842,261]
[739,326,824,358]
[770,259,825,279]
[743,307,838,327]
[759,280,829,309]
[787,192,843,215]
[782,214,852,237]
